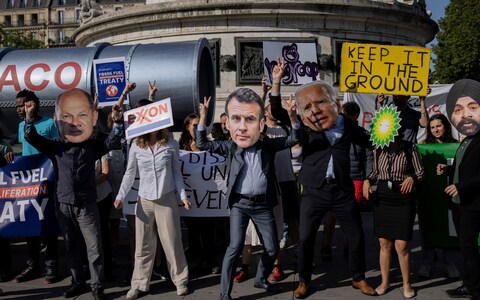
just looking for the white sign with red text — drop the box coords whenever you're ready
[123,98,174,140]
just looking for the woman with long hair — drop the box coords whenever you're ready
[420,114,457,144]
[179,113,220,274]
[114,121,191,299]
[178,113,200,151]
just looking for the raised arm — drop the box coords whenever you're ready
[117,81,136,107]
[99,104,124,157]
[196,96,233,155]
[23,100,57,159]
[148,80,157,101]
[418,86,431,128]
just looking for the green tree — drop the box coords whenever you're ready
[0,25,46,49]
[432,0,480,83]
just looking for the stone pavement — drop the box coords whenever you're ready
[0,213,464,300]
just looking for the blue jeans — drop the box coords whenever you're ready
[220,198,278,296]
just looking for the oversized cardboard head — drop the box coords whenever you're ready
[446,79,480,137]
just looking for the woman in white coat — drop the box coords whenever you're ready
[114,126,191,299]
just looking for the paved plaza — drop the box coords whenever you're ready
[0,213,463,300]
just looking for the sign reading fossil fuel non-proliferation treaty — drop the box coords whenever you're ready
[340,43,431,96]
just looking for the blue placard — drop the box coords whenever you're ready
[0,154,59,237]
[94,58,127,107]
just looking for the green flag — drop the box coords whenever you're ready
[417,143,459,249]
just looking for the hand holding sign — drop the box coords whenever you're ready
[182,198,192,210]
[114,199,123,209]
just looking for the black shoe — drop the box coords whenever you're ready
[92,288,106,300]
[253,281,282,293]
[14,266,41,283]
[123,267,133,284]
[212,266,221,274]
[44,268,59,284]
[446,285,472,298]
[0,270,10,282]
[63,283,88,298]
[321,246,332,261]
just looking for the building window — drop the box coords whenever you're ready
[58,0,65,5]
[57,29,64,43]
[31,13,38,25]
[58,11,64,24]
[4,16,12,26]
[114,6,122,11]
[33,0,40,7]
[7,0,15,8]
[75,9,80,21]
[19,0,26,8]
[18,15,25,26]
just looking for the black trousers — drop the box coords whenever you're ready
[26,236,58,270]
[456,204,480,298]
[298,182,366,283]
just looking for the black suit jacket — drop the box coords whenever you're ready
[449,132,480,210]
[299,117,372,192]
[269,93,372,192]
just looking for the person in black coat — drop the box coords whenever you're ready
[437,79,480,300]
[269,79,375,299]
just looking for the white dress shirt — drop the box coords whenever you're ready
[116,138,187,202]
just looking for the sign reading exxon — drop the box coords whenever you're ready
[124,98,174,140]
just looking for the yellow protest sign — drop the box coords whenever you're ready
[340,43,431,96]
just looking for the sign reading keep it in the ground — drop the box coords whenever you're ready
[340,43,431,96]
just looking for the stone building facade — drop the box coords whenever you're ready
[72,0,438,107]
[0,0,146,48]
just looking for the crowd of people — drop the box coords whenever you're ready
[0,67,479,300]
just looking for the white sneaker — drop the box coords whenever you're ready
[126,288,139,300]
[176,284,188,296]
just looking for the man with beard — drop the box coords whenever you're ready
[437,79,480,300]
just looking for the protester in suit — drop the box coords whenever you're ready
[24,88,123,300]
[196,89,300,300]
[437,79,480,300]
[270,80,375,299]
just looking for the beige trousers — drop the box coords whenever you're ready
[131,192,189,291]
